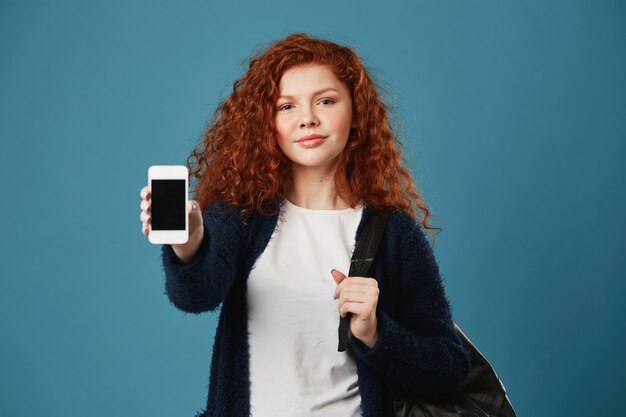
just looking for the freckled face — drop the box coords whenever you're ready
[275,63,355,170]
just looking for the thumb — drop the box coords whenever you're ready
[187,199,199,214]
[331,269,346,285]
[187,200,203,227]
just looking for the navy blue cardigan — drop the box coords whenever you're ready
[161,199,470,417]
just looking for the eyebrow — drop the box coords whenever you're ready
[278,87,341,100]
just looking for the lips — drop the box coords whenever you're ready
[297,134,327,142]
[296,134,327,148]
[295,134,328,148]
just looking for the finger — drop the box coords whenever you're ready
[140,211,151,223]
[340,282,378,292]
[342,278,377,293]
[140,201,151,215]
[339,288,379,298]
[140,186,150,199]
[333,272,351,298]
[337,290,379,305]
[347,277,378,286]
[142,222,149,235]
[331,269,347,286]
[339,302,372,318]
[188,200,199,213]
[336,277,377,298]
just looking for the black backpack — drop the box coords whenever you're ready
[337,211,516,417]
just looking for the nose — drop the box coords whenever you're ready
[299,107,319,128]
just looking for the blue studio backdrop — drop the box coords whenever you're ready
[1,1,624,416]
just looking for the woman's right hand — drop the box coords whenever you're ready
[140,185,205,263]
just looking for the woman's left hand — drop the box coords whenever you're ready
[331,269,379,348]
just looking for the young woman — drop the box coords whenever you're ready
[139,33,470,417]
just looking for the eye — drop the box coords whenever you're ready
[278,104,293,111]
[319,98,335,105]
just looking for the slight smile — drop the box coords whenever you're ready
[296,134,328,142]
[296,134,328,148]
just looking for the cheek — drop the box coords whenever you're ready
[274,125,287,146]
[275,118,291,141]
[328,109,353,131]
[275,126,292,155]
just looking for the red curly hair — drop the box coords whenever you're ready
[187,32,442,240]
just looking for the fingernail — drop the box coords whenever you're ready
[333,292,337,300]
[331,269,336,274]
[141,190,147,198]
[192,203,197,211]
[141,213,150,222]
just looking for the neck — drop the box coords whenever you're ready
[286,162,351,210]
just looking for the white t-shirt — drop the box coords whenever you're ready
[247,199,365,417]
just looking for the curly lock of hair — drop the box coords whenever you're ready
[186,32,442,242]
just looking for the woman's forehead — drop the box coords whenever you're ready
[278,64,347,96]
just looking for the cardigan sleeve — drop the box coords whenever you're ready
[350,213,470,399]
[160,200,246,314]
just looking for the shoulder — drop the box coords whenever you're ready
[204,198,242,218]
[203,198,281,244]
[378,209,437,280]
[385,209,431,250]
[201,199,253,239]
[359,205,431,257]
[381,211,448,315]
[204,198,269,223]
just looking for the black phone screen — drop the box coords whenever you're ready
[150,179,186,230]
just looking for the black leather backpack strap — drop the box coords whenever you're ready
[338,210,392,352]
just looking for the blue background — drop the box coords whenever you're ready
[1,1,624,416]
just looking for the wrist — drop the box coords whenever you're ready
[172,227,204,264]
[361,334,378,349]
[361,321,379,349]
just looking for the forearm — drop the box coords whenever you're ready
[161,203,245,313]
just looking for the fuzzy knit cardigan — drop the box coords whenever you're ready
[160,199,471,417]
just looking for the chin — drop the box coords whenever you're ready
[291,156,342,170]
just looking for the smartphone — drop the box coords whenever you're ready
[147,165,189,245]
